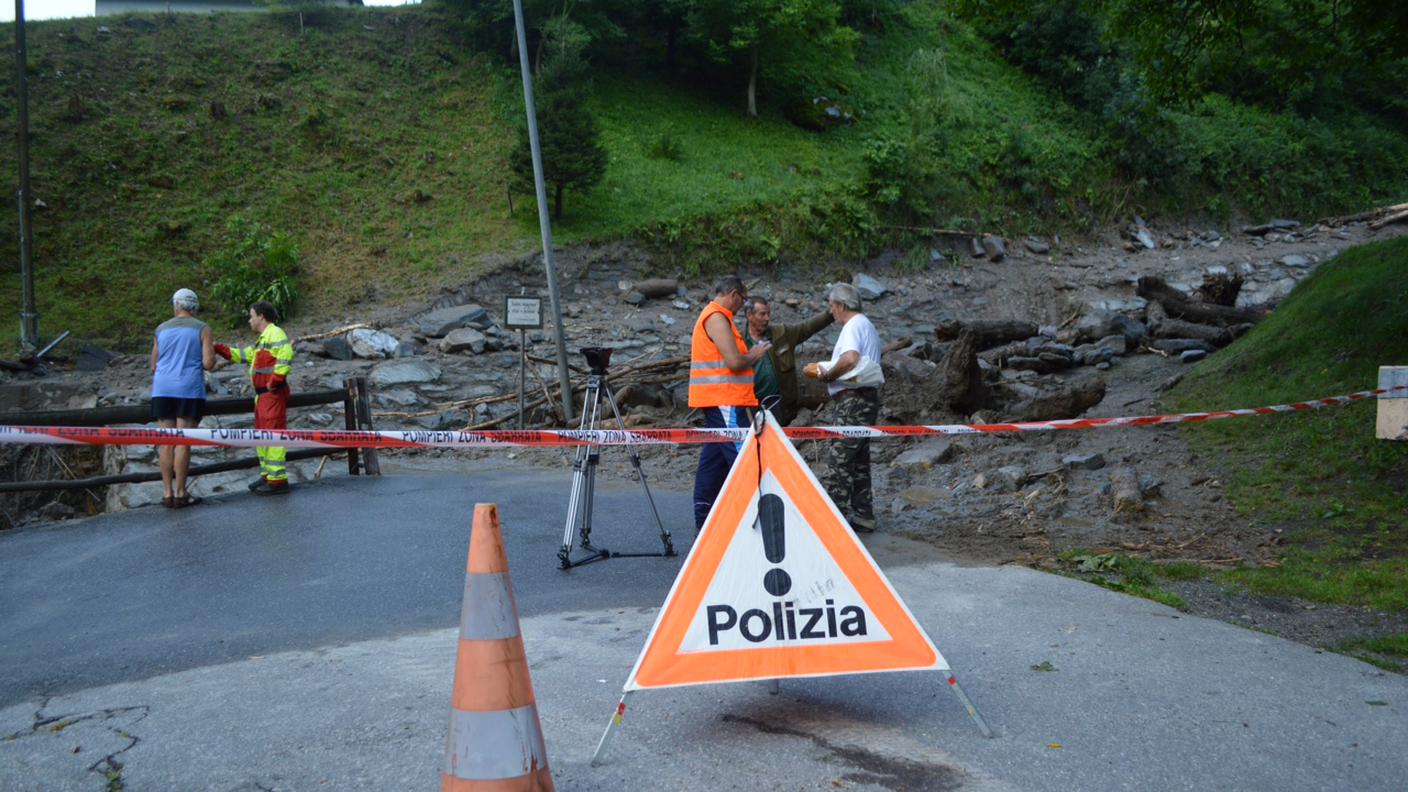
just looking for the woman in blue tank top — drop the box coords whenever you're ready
[150,288,215,508]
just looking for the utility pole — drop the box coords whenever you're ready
[13,0,39,355]
[511,0,574,424]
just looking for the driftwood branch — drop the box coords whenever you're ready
[1319,202,1408,227]
[297,323,373,343]
[1369,208,1408,231]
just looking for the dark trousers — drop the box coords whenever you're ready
[822,388,880,522]
[693,405,750,530]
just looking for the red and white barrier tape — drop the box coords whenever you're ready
[0,385,1401,451]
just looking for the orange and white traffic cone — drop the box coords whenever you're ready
[442,504,554,792]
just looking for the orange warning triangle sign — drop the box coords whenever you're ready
[625,411,948,691]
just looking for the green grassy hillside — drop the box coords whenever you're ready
[2,2,1406,348]
[1,9,520,344]
[1165,237,1408,612]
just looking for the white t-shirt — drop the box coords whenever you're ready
[826,313,883,396]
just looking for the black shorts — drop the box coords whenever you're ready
[151,397,206,422]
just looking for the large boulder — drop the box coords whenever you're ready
[370,359,442,387]
[417,304,489,338]
[0,381,98,412]
[348,328,402,359]
[1000,374,1106,421]
[852,273,887,301]
[76,344,117,372]
[631,278,679,299]
[1073,311,1116,343]
[893,438,958,471]
[879,353,946,422]
[321,336,354,361]
[439,328,487,354]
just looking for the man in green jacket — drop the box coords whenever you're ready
[742,296,834,425]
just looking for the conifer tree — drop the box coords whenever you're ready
[510,18,609,220]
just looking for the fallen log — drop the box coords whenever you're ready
[1005,354,1073,374]
[1137,276,1268,326]
[1319,202,1408,227]
[1149,338,1214,354]
[978,340,1027,366]
[1369,208,1408,231]
[1149,316,1231,346]
[936,319,1039,349]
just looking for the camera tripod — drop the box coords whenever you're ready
[559,347,676,569]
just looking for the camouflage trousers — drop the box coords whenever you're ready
[822,388,880,523]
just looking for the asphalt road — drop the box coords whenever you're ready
[3,466,1405,791]
[0,466,690,706]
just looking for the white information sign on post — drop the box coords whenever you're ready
[506,295,544,428]
[505,296,543,330]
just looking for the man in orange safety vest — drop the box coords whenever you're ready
[688,276,771,530]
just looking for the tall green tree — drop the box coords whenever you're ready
[509,15,609,219]
[957,0,1408,114]
[685,0,859,116]
[1104,0,1408,108]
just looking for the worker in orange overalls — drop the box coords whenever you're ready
[215,301,295,495]
[689,276,770,531]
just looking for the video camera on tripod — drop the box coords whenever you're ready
[558,347,676,569]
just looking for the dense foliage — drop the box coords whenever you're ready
[1,2,1405,346]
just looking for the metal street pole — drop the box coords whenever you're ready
[511,0,574,424]
[14,0,39,355]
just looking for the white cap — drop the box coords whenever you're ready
[171,288,199,310]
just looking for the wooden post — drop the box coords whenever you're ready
[344,377,362,476]
[353,376,381,475]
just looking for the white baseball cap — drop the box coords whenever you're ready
[171,288,199,308]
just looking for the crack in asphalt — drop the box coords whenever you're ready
[721,713,965,791]
[9,699,151,790]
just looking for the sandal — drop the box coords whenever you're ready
[174,494,201,508]
[162,496,176,509]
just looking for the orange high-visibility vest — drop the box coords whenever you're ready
[689,300,758,408]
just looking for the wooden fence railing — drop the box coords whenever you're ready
[0,376,380,492]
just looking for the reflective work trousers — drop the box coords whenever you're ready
[254,389,290,483]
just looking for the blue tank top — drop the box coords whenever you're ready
[152,316,208,399]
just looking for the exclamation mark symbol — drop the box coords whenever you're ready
[759,494,791,596]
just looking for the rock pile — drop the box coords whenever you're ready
[4,214,1400,526]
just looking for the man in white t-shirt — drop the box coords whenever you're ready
[803,283,884,533]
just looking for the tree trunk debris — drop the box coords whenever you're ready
[1137,276,1268,327]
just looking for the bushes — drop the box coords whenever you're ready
[206,217,301,326]
[1157,98,1408,218]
